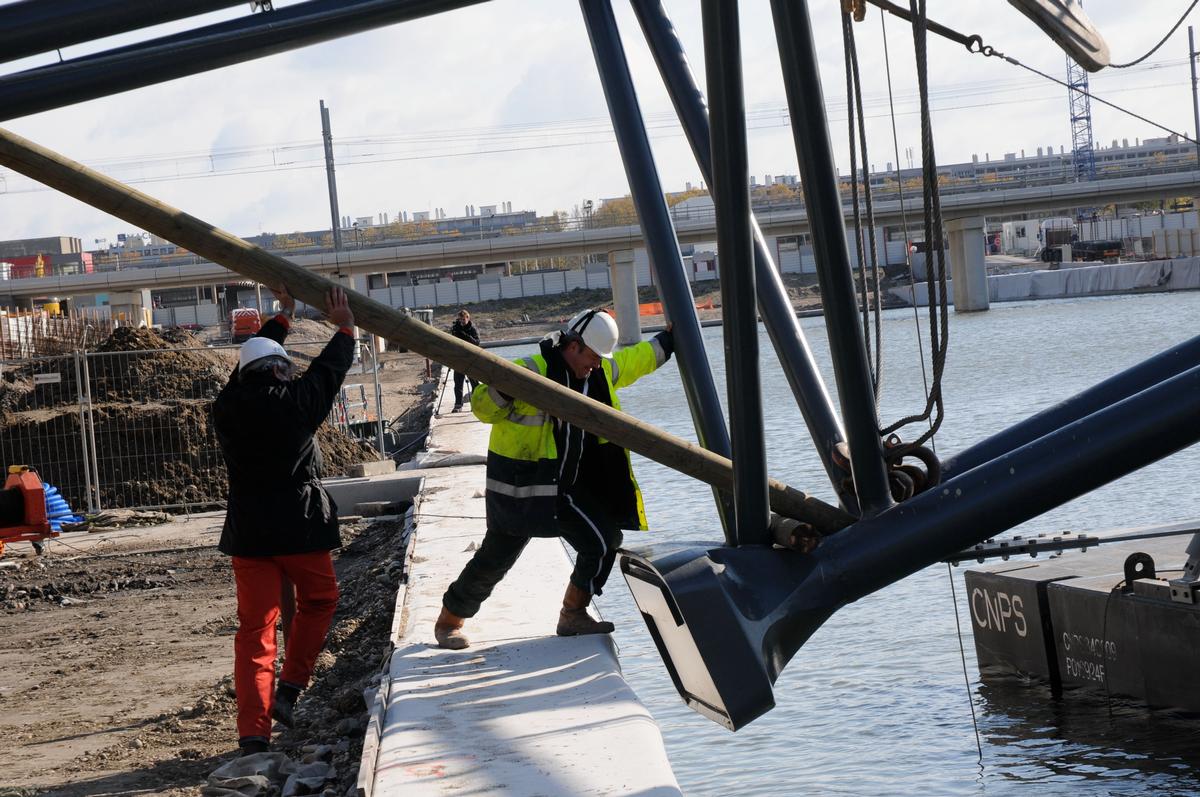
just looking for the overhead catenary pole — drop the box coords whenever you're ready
[770,0,894,517]
[320,100,344,253]
[1190,26,1200,166]
[630,0,852,509]
[579,0,736,545]
[0,125,852,534]
[700,0,771,544]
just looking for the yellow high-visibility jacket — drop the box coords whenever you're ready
[471,336,669,536]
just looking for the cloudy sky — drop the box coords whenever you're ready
[1,0,1196,247]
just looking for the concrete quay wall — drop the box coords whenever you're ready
[343,387,680,796]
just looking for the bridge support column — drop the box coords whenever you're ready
[608,248,641,346]
[946,216,989,313]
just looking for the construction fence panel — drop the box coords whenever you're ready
[79,339,381,512]
[457,281,480,304]
[413,284,437,307]
[520,273,545,297]
[478,281,501,301]
[499,275,523,299]
[564,270,588,291]
[434,282,458,307]
[634,250,654,286]
[83,346,232,510]
[0,353,94,514]
[196,304,221,327]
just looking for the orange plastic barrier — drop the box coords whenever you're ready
[639,300,714,316]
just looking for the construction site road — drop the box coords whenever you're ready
[0,509,414,797]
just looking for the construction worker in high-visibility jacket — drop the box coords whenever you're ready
[435,308,675,649]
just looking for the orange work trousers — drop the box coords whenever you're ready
[231,552,338,740]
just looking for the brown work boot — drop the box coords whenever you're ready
[556,583,615,637]
[434,606,470,650]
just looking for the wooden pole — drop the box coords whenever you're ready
[0,125,854,533]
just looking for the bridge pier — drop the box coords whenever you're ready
[946,216,989,313]
[608,248,641,346]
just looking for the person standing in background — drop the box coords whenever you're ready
[449,309,481,412]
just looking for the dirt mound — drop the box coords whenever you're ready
[285,318,339,346]
[96,325,175,352]
[159,326,204,346]
[317,424,379,473]
[0,326,380,512]
[89,327,231,403]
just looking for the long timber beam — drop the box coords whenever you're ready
[0,125,853,534]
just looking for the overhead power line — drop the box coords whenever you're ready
[1110,0,1200,68]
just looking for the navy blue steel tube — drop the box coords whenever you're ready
[0,0,489,121]
[942,332,1200,479]
[818,362,1200,604]
[769,0,892,516]
[579,0,736,544]
[0,0,245,65]
[631,0,851,507]
[700,0,771,545]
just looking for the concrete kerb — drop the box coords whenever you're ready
[358,374,680,795]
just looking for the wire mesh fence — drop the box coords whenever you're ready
[0,336,384,514]
[0,308,117,358]
[0,352,94,512]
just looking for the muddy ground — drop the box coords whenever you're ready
[0,511,409,796]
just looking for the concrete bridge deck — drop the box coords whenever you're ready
[4,169,1197,301]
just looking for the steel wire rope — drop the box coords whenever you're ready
[991,51,1198,144]
[888,0,981,763]
[870,0,1200,145]
[1109,0,1199,68]
[842,10,884,403]
[946,562,985,761]
[879,9,935,456]
[878,0,949,454]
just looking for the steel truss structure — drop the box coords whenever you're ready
[1,0,1198,731]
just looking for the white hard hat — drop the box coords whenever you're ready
[239,336,290,371]
[564,308,618,359]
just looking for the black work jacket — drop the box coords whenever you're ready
[450,319,480,346]
[213,316,354,557]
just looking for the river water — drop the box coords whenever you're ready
[499,291,1200,795]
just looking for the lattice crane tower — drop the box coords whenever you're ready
[1066,10,1098,182]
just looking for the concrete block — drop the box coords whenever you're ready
[346,460,396,478]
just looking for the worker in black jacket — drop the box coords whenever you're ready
[213,285,355,756]
[448,308,480,412]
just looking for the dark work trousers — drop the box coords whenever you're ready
[442,491,623,618]
[452,371,477,407]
